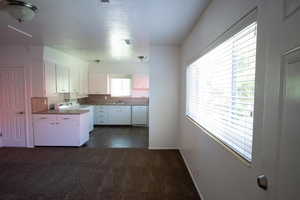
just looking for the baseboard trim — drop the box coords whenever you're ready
[148,147,179,150]
[180,149,205,200]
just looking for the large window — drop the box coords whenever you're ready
[186,22,257,161]
[110,78,131,97]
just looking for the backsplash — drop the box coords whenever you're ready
[78,94,149,105]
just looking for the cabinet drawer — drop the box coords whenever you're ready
[57,115,79,126]
[110,106,131,112]
[33,114,57,123]
[95,106,107,111]
[95,110,106,114]
[95,113,107,118]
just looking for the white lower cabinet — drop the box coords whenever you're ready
[33,113,89,146]
[109,106,131,125]
[94,106,109,125]
[132,106,148,126]
[94,106,131,125]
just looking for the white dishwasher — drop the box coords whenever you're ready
[132,106,148,126]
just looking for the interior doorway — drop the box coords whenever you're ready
[0,67,26,147]
[78,73,150,149]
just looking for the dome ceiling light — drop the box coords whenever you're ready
[5,0,38,22]
[138,56,147,62]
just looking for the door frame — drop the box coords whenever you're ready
[0,66,29,147]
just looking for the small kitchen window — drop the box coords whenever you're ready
[110,78,131,97]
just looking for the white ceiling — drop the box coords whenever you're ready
[0,0,210,61]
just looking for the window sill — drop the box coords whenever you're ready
[185,115,252,168]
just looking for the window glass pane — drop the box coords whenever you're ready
[111,78,131,97]
[186,22,257,161]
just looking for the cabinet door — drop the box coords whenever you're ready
[132,106,148,125]
[56,65,70,93]
[70,66,80,95]
[94,106,109,124]
[108,106,131,125]
[132,74,149,89]
[56,115,80,146]
[88,73,109,94]
[44,61,57,97]
[33,115,58,146]
[79,67,88,97]
[132,74,149,97]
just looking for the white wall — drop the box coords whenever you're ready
[44,46,88,67]
[149,45,180,149]
[179,0,271,199]
[89,61,149,75]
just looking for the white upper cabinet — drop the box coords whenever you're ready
[79,67,88,97]
[56,65,70,93]
[70,66,80,94]
[88,73,109,94]
[132,74,149,89]
[132,74,149,97]
[44,61,57,97]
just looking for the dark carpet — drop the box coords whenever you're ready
[0,148,200,200]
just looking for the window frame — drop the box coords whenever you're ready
[185,9,258,163]
[110,77,132,97]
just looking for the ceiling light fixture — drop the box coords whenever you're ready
[5,0,38,22]
[124,39,131,45]
[138,56,146,62]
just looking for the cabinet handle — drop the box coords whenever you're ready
[56,122,60,124]
[40,117,47,120]
[50,122,55,125]
[63,118,70,120]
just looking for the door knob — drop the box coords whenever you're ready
[257,175,268,190]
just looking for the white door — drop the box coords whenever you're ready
[260,1,300,200]
[276,1,300,199]
[0,68,26,147]
[279,50,300,199]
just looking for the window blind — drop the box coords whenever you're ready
[186,22,257,161]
